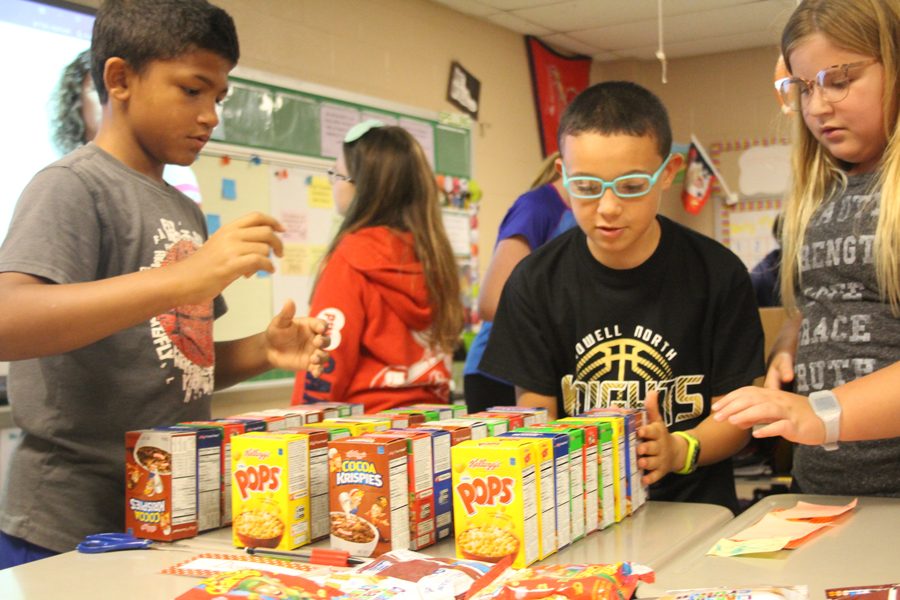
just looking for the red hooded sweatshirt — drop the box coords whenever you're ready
[291,226,452,413]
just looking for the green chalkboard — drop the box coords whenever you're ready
[213,76,471,178]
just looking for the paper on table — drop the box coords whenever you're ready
[707,537,794,557]
[161,553,340,578]
[773,498,857,521]
[730,512,831,542]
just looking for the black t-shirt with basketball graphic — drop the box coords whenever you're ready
[481,215,764,513]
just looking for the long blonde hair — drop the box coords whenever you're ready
[779,0,900,315]
[317,126,463,352]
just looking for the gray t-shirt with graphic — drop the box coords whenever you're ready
[792,172,900,496]
[0,144,226,551]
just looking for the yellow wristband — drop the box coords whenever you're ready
[672,431,701,475]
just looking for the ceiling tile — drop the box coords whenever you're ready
[485,11,554,35]
[539,33,603,57]
[429,0,498,17]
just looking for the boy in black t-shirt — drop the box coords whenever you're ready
[480,81,764,512]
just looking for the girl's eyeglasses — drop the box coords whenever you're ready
[327,168,353,184]
[562,154,672,200]
[774,59,878,112]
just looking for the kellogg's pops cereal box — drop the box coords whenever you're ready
[231,432,310,550]
[452,438,541,568]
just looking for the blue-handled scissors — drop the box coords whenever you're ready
[76,532,155,553]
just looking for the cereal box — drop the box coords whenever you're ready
[456,416,508,436]
[468,411,526,431]
[125,429,197,541]
[165,426,222,532]
[178,420,244,525]
[410,403,468,418]
[300,423,353,440]
[365,430,436,550]
[260,408,325,428]
[452,438,541,568]
[217,418,266,434]
[307,401,364,417]
[383,407,441,422]
[528,425,586,541]
[560,416,625,522]
[329,437,410,557]
[231,432,310,550]
[583,409,639,515]
[535,423,600,535]
[487,406,550,425]
[281,428,330,541]
[500,432,558,558]
[436,418,488,440]
[400,427,453,541]
[228,413,286,432]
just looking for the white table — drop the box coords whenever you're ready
[638,494,900,598]
[0,501,731,598]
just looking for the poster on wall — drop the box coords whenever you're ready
[525,36,592,157]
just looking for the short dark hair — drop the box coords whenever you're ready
[557,81,672,159]
[91,0,239,103]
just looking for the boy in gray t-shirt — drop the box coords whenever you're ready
[0,0,329,567]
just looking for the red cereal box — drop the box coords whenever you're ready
[125,429,197,541]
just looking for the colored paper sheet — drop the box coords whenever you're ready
[205,213,221,236]
[307,176,333,210]
[707,536,793,556]
[730,512,830,542]
[221,178,237,200]
[773,498,857,521]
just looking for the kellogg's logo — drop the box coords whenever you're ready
[234,464,281,500]
[457,475,514,516]
[468,458,500,470]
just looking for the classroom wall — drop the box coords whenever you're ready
[594,46,792,238]
[71,0,544,281]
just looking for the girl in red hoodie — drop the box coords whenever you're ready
[292,121,463,413]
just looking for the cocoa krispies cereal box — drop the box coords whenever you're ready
[231,432,311,550]
[328,437,410,557]
[125,429,197,541]
[452,438,542,568]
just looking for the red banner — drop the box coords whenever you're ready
[526,36,592,157]
[682,140,716,214]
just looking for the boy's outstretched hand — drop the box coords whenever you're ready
[265,300,330,377]
[636,390,684,486]
[179,212,286,305]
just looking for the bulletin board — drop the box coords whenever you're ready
[193,67,476,383]
[711,138,791,269]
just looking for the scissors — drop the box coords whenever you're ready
[76,532,155,554]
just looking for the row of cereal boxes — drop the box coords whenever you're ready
[124,402,649,569]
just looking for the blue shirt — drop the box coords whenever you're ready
[464,183,574,377]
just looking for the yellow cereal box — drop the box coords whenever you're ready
[452,438,541,568]
[231,432,310,550]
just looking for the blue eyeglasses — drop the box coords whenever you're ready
[562,154,672,200]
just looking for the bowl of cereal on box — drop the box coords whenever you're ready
[457,521,520,563]
[330,511,379,557]
[234,500,284,548]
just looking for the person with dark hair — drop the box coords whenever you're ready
[291,120,464,413]
[0,0,329,568]
[49,48,204,202]
[481,81,765,512]
[463,151,574,413]
[749,213,783,307]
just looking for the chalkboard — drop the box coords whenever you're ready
[211,74,472,178]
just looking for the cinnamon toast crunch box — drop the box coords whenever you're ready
[452,438,541,568]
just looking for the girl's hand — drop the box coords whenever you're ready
[637,391,683,485]
[764,350,795,389]
[712,386,825,445]
[265,300,330,376]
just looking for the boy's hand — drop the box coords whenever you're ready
[265,300,330,376]
[712,386,825,445]
[637,390,685,486]
[765,350,795,390]
[179,212,285,304]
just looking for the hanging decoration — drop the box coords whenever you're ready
[525,36,592,157]
[682,135,737,213]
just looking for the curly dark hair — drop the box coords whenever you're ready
[50,49,92,155]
